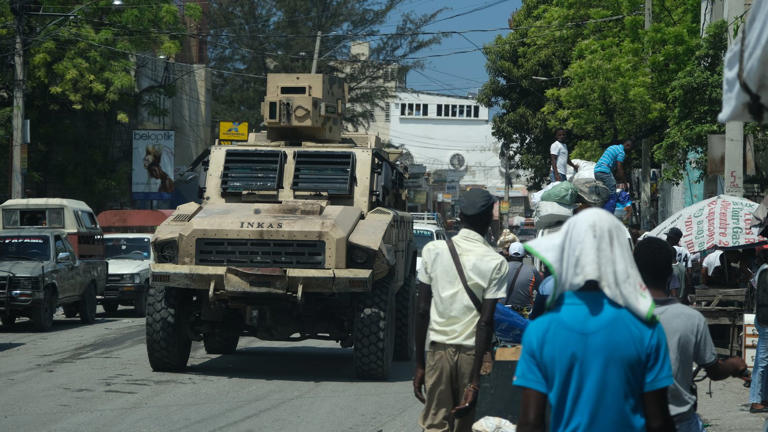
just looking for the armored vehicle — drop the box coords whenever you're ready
[147,73,415,379]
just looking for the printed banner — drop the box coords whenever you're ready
[649,195,766,253]
[132,130,175,200]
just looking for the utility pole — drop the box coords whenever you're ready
[504,148,510,229]
[640,0,652,230]
[11,0,25,199]
[723,0,744,197]
[311,31,322,74]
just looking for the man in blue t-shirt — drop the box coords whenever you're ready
[514,282,674,432]
[594,138,633,212]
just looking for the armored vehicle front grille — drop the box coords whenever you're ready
[107,274,123,283]
[195,239,325,268]
[221,150,285,195]
[292,151,354,195]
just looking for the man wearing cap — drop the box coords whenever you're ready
[413,188,510,432]
[505,242,542,314]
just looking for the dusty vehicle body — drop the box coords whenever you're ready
[0,229,107,331]
[147,73,415,379]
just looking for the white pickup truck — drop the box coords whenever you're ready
[102,234,153,316]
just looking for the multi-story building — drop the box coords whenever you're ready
[389,90,507,216]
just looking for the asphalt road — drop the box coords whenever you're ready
[3,308,767,432]
[0,308,422,432]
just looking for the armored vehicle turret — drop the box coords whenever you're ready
[146,73,415,379]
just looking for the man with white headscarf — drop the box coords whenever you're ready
[514,209,675,432]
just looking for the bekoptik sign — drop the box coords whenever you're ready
[132,130,175,200]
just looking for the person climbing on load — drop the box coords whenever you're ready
[594,138,633,212]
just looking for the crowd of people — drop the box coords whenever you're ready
[411,134,764,431]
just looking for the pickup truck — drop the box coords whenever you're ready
[0,229,107,331]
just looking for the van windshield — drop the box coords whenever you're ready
[105,237,151,260]
[0,236,50,261]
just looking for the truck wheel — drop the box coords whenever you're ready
[102,301,119,315]
[62,303,79,318]
[353,273,396,380]
[146,285,191,372]
[203,325,240,355]
[394,271,416,361]
[31,288,57,332]
[79,284,97,324]
[134,288,147,317]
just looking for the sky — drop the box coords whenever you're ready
[387,0,523,97]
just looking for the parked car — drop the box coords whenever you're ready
[0,229,107,331]
[103,234,153,316]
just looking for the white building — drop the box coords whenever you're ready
[389,90,505,193]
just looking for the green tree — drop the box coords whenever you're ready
[207,0,442,132]
[656,19,728,182]
[480,0,716,185]
[0,0,196,207]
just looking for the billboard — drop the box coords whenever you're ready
[132,130,175,200]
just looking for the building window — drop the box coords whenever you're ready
[407,103,414,116]
[466,105,472,117]
[386,104,392,122]
[437,104,442,117]
[423,104,429,116]
[400,103,406,116]
[444,104,450,117]
[458,105,465,118]
[415,104,421,116]
[451,104,457,117]
[473,105,479,118]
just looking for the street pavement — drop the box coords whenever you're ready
[699,377,768,431]
[0,308,422,432]
[3,307,767,432]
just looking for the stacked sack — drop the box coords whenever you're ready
[533,181,577,229]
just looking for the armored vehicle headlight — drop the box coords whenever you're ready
[348,247,373,268]
[119,274,141,283]
[155,241,178,264]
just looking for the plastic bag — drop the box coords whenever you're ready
[472,416,517,432]
[529,181,560,208]
[494,303,528,344]
[540,181,578,206]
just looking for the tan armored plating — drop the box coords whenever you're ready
[147,73,415,379]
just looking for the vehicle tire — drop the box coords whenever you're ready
[134,288,147,317]
[353,272,396,380]
[393,270,416,361]
[1,313,16,329]
[102,301,119,315]
[146,285,191,372]
[79,284,97,324]
[203,324,240,354]
[31,287,57,332]
[62,303,79,318]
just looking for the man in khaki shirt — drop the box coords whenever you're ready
[413,188,509,432]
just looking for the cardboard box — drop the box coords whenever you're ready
[745,314,756,325]
[495,346,522,361]
[745,347,757,368]
[745,324,759,336]
[744,335,758,348]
